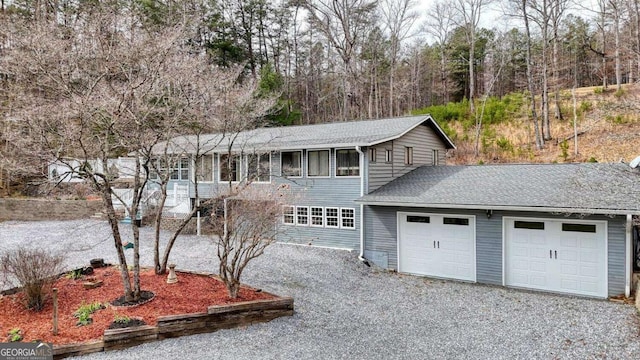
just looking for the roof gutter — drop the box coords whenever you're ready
[354,200,640,216]
[355,146,368,266]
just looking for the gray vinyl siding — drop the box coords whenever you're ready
[180,150,361,249]
[368,125,448,193]
[364,206,627,296]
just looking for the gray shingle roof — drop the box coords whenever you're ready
[359,163,640,215]
[162,115,455,153]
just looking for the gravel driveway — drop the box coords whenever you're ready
[1,220,639,359]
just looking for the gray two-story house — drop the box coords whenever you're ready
[159,114,640,300]
[160,115,455,250]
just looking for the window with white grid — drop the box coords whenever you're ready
[283,205,295,225]
[310,207,324,227]
[340,208,355,229]
[325,207,339,228]
[296,206,309,226]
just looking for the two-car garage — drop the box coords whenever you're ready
[397,212,609,298]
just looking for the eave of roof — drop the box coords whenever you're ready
[355,200,640,216]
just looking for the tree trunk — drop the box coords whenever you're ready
[522,0,544,149]
[101,185,133,302]
[469,35,476,113]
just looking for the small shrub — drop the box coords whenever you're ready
[614,88,625,98]
[0,247,65,311]
[74,301,105,326]
[496,136,513,152]
[66,269,84,280]
[579,101,593,114]
[559,140,570,162]
[593,87,604,94]
[113,313,131,324]
[7,328,22,342]
[588,157,598,163]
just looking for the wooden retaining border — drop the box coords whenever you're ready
[53,295,294,359]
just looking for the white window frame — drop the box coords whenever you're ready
[310,206,324,227]
[307,149,331,178]
[369,148,377,163]
[296,206,309,226]
[432,149,439,166]
[170,157,190,181]
[218,153,241,183]
[283,205,295,225]
[385,149,393,163]
[247,152,271,183]
[335,148,360,177]
[340,207,356,229]
[405,147,414,165]
[325,207,339,228]
[280,150,303,178]
[196,154,214,183]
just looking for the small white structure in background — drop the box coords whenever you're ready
[629,155,640,169]
[48,157,138,183]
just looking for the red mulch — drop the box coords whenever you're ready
[0,267,274,345]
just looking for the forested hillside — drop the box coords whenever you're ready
[1,0,639,191]
[417,84,640,164]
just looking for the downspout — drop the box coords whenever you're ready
[355,146,369,265]
[625,214,632,298]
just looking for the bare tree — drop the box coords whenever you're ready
[2,4,259,302]
[304,0,377,120]
[425,0,455,104]
[211,185,290,298]
[452,0,492,114]
[379,0,418,117]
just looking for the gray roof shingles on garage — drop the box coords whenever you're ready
[159,115,455,153]
[359,163,640,215]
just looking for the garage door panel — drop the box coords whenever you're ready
[398,213,476,282]
[505,218,606,298]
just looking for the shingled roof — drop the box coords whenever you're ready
[160,115,455,153]
[358,163,640,215]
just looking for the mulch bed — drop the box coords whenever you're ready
[0,267,274,345]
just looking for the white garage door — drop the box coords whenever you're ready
[398,212,476,282]
[504,218,607,298]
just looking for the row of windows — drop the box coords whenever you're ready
[282,149,360,178]
[154,146,440,183]
[368,148,439,166]
[283,206,355,229]
[514,221,597,233]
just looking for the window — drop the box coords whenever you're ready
[514,221,545,230]
[326,207,339,228]
[562,223,596,233]
[336,149,360,176]
[432,149,439,166]
[308,150,330,177]
[407,216,430,223]
[196,155,213,182]
[369,148,377,163]
[311,207,324,227]
[170,157,190,181]
[296,206,309,225]
[220,154,241,182]
[248,153,270,182]
[404,147,414,165]
[341,208,355,229]
[281,151,302,177]
[385,149,393,163]
[283,206,295,225]
[443,217,469,226]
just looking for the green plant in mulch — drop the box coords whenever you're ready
[65,269,84,280]
[8,328,22,342]
[73,301,105,326]
[108,313,147,329]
